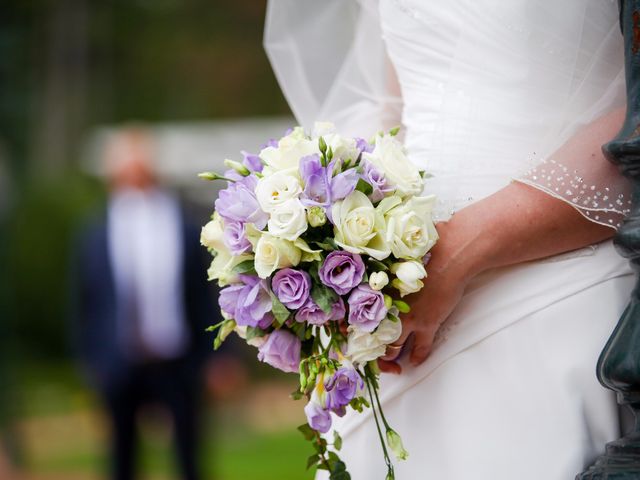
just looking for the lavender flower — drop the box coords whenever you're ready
[223,220,252,255]
[272,268,311,310]
[361,160,393,203]
[295,297,346,325]
[304,400,332,433]
[218,275,273,329]
[325,366,364,411]
[241,150,264,173]
[299,155,359,220]
[215,175,268,229]
[355,137,373,154]
[319,251,365,295]
[347,284,388,332]
[257,329,301,373]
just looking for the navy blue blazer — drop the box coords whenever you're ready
[71,209,217,390]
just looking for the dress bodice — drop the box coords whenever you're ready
[380,0,623,219]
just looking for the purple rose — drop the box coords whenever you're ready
[272,268,311,309]
[304,400,332,433]
[361,160,393,203]
[347,284,387,332]
[241,150,264,173]
[215,175,268,229]
[295,297,345,325]
[325,366,364,411]
[223,220,251,255]
[299,155,359,221]
[219,275,273,329]
[257,329,301,373]
[319,251,365,295]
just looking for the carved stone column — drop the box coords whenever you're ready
[578,1,640,478]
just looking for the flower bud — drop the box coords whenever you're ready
[224,159,250,176]
[307,206,327,227]
[369,271,389,291]
[386,429,409,461]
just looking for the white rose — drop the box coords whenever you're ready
[384,195,438,259]
[254,233,302,278]
[207,250,253,287]
[332,191,391,260]
[200,213,226,251]
[390,260,427,297]
[362,134,423,197]
[259,126,319,172]
[255,170,302,213]
[369,271,389,291]
[267,198,308,241]
[346,318,402,365]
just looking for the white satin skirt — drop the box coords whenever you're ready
[319,240,634,480]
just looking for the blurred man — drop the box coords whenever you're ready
[72,127,216,480]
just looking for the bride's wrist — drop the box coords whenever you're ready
[437,208,498,281]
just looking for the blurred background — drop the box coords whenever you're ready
[0,1,313,479]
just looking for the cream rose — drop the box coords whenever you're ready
[346,318,402,364]
[207,250,253,287]
[362,134,423,197]
[255,170,302,213]
[267,198,308,241]
[259,127,319,172]
[384,195,438,259]
[200,213,226,251]
[332,191,391,260]
[390,260,427,297]
[254,233,302,278]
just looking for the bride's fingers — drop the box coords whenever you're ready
[378,358,402,374]
[409,330,435,366]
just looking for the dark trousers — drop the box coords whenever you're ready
[101,358,202,480]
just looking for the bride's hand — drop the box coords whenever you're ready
[378,219,477,373]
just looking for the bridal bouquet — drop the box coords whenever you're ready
[200,123,437,479]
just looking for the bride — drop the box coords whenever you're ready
[265,0,635,478]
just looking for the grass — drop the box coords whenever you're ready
[9,360,316,480]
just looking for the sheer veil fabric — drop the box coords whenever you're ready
[265,1,636,478]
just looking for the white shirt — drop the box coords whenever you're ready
[108,188,189,361]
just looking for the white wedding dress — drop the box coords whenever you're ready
[265,1,636,478]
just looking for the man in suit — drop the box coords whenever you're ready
[72,128,216,480]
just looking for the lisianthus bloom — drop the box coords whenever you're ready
[299,154,359,219]
[222,219,251,255]
[272,268,311,309]
[304,399,332,433]
[215,175,268,229]
[219,275,273,329]
[324,366,364,412]
[295,297,346,326]
[319,250,365,295]
[360,160,393,203]
[257,329,301,373]
[347,284,387,332]
[241,150,263,173]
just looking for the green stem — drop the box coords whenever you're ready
[369,371,392,431]
[365,376,394,477]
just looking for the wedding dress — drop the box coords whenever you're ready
[265,1,636,478]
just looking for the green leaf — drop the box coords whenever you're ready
[393,300,411,314]
[232,259,256,275]
[269,291,291,326]
[307,454,320,470]
[313,241,336,252]
[290,390,304,401]
[333,431,343,451]
[311,283,338,314]
[367,258,389,271]
[355,178,373,196]
[297,423,316,441]
[245,326,266,341]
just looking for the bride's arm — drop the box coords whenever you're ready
[382,108,626,373]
